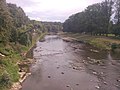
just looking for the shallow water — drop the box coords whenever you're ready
[22,35,120,90]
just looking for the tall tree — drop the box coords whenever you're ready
[101,0,114,35]
[8,3,30,28]
[114,0,120,24]
[0,0,13,44]
[63,0,114,36]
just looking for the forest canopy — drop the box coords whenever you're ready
[63,0,120,37]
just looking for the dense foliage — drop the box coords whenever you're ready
[8,3,30,28]
[0,0,47,89]
[0,0,47,46]
[63,0,120,37]
[42,22,63,33]
[0,0,30,45]
[0,0,13,44]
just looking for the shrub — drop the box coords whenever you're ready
[0,71,12,90]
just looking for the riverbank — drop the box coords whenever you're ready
[61,32,120,51]
[60,33,120,90]
[11,33,46,90]
[0,33,46,90]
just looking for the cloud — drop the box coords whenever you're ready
[27,11,69,22]
[6,0,104,22]
[7,0,36,7]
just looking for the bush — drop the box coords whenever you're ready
[2,58,19,82]
[18,33,31,46]
[0,57,20,90]
[0,71,12,90]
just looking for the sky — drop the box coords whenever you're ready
[6,0,104,22]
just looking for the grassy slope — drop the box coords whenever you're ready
[63,33,120,50]
[0,33,46,90]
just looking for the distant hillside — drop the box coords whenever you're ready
[42,22,63,33]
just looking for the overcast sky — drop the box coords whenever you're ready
[6,0,104,22]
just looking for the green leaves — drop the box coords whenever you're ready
[8,3,30,28]
[63,0,114,36]
[0,0,13,44]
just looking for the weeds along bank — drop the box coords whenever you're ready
[0,32,46,90]
[62,33,120,51]
[0,0,48,89]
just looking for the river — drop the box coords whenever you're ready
[22,35,120,90]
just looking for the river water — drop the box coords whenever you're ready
[22,35,120,90]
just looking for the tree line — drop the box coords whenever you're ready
[41,22,63,33]
[0,0,32,46]
[0,0,62,47]
[63,0,120,37]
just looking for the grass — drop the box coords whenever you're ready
[0,49,20,90]
[0,42,23,90]
[63,33,120,50]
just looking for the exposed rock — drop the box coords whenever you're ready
[115,84,120,88]
[66,85,70,87]
[93,72,97,75]
[0,53,5,57]
[73,66,78,70]
[73,67,76,69]
[90,49,99,53]
[57,67,60,69]
[100,72,104,75]
[62,37,75,42]
[76,84,79,86]
[48,76,51,78]
[19,72,31,84]
[103,81,107,85]
[117,79,120,82]
[10,82,21,90]
[95,86,100,89]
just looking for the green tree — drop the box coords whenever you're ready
[8,3,30,28]
[63,0,114,36]
[114,0,120,24]
[0,0,13,45]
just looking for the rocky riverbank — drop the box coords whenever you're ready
[9,33,46,90]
